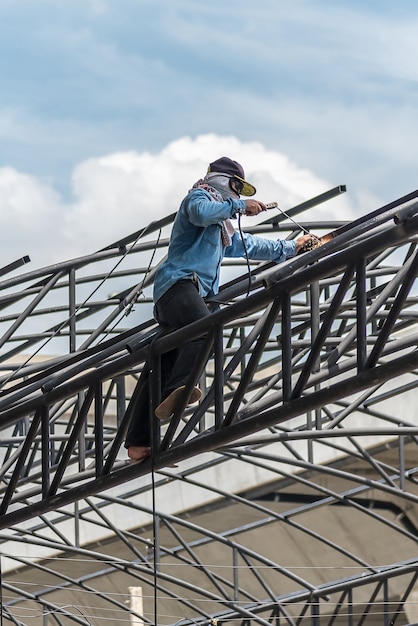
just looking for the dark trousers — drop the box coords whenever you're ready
[125,280,211,447]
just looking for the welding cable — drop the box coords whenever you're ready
[237,211,252,297]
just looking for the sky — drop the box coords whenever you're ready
[0,0,417,271]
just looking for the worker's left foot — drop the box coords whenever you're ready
[155,385,201,421]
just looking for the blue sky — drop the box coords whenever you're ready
[0,0,417,267]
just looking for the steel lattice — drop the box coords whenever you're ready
[0,187,417,626]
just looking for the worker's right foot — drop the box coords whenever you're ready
[127,446,151,462]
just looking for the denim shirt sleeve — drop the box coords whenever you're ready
[184,189,246,226]
[224,231,297,263]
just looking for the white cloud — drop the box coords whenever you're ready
[0,134,363,273]
[0,167,60,267]
[1,1,417,208]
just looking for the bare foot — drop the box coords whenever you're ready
[127,446,151,462]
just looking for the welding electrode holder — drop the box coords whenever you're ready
[265,202,322,253]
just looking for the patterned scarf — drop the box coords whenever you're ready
[191,177,236,246]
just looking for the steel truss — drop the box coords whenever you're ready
[0,187,417,625]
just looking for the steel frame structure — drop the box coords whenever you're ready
[0,187,417,625]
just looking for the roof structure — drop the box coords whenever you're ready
[0,186,417,625]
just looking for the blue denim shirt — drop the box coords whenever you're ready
[153,188,297,303]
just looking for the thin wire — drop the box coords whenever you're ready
[3,577,418,623]
[122,229,162,319]
[3,588,417,610]
[1,560,406,572]
[97,227,162,343]
[3,590,417,621]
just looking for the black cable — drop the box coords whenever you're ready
[0,549,3,626]
[237,212,252,297]
[151,456,158,626]
[148,339,159,626]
